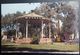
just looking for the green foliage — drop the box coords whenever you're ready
[32,35,40,44]
[7,30,16,36]
[1,11,25,25]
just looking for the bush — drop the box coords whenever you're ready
[32,35,40,44]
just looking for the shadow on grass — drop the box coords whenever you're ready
[1,45,75,52]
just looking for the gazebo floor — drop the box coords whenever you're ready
[14,38,32,44]
[14,37,52,44]
[39,38,52,44]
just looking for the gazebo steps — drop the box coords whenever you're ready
[39,38,52,44]
[15,38,32,44]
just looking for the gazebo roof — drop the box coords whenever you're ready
[25,12,43,17]
[16,12,49,20]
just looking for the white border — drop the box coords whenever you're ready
[1,51,79,54]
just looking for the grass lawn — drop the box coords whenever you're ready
[1,41,79,52]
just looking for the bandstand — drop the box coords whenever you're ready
[14,12,52,44]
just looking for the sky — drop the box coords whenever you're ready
[1,3,41,16]
[1,1,79,16]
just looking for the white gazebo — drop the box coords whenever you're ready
[14,12,52,44]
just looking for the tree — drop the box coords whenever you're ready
[36,2,76,41]
[1,11,23,32]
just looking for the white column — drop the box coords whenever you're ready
[16,30,17,38]
[26,20,28,38]
[16,22,17,38]
[49,22,51,38]
[41,20,43,38]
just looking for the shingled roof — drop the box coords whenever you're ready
[17,12,46,19]
[25,12,43,17]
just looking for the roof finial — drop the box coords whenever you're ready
[31,10,34,13]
